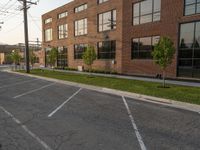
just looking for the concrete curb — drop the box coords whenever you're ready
[7,71,200,114]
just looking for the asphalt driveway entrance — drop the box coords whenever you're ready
[0,71,199,150]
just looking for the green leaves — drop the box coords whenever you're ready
[47,47,58,67]
[152,37,176,87]
[82,46,96,66]
[152,37,175,70]
[29,49,37,65]
[10,50,22,65]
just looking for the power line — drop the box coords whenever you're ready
[0,0,17,16]
[1,21,23,33]
[28,12,41,32]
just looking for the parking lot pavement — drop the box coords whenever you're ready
[0,71,200,150]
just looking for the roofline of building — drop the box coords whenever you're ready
[42,0,75,17]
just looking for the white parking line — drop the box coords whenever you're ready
[48,88,82,118]
[0,105,53,150]
[13,83,56,99]
[0,79,39,89]
[122,96,147,150]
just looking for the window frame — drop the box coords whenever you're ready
[178,20,200,78]
[74,44,88,60]
[184,0,200,16]
[98,9,117,32]
[58,24,68,40]
[44,18,52,24]
[98,0,109,4]
[97,40,116,60]
[58,11,68,19]
[74,3,88,13]
[74,18,88,36]
[132,0,161,26]
[131,36,160,60]
[44,28,53,42]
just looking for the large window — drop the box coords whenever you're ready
[178,21,200,78]
[74,44,88,59]
[75,18,88,36]
[44,28,52,42]
[98,0,109,4]
[132,36,160,59]
[57,46,68,67]
[98,10,116,32]
[44,18,52,24]
[58,12,68,19]
[184,0,200,16]
[98,41,116,59]
[45,47,68,68]
[75,4,87,13]
[58,24,68,39]
[133,0,161,25]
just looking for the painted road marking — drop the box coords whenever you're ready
[122,96,147,150]
[0,79,39,89]
[13,83,56,99]
[0,105,53,150]
[48,88,82,118]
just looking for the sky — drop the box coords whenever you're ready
[0,0,72,45]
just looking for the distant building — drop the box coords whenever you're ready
[0,43,45,67]
[42,0,200,79]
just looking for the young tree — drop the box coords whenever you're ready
[152,37,175,88]
[47,47,58,68]
[10,50,22,66]
[82,46,96,75]
[30,49,37,67]
[5,54,13,64]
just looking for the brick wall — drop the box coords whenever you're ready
[42,0,200,78]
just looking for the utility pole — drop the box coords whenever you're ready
[18,0,37,73]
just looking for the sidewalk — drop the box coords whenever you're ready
[43,68,200,88]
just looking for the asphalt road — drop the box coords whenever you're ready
[0,71,199,150]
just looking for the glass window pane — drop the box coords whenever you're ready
[152,36,160,45]
[98,10,116,32]
[194,49,200,58]
[134,3,140,17]
[141,0,153,15]
[134,17,139,25]
[185,4,196,15]
[140,14,152,24]
[195,22,200,48]
[185,0,196,5]
[154,0,161,12]
[98,41,116,59]
[197,3,200,13]
[153,12,160,21]
[140,37,152,51]
[179,23,195,49]
[179,50,193,58]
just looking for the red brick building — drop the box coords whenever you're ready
[42,0,200,79]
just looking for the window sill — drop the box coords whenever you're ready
[133,20,161,26]
[97,59,115,61]
[98,28,116,33]
[75,34,88,37]
[58,38,68,40]
[131,59,153,61]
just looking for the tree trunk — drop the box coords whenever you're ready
[163,69,166,88]
[89,65,92,76]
